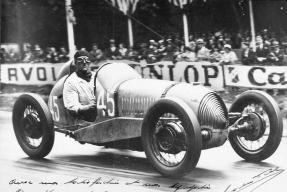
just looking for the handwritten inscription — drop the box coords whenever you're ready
[170,183,211,192]
[225,167,284,192]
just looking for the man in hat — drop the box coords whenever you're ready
[219,44,238,65]
[267,41,285,65]
[63,50,97,122]
[105,39,120,60]
[195,39,210,61]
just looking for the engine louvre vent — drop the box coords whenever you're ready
[198,93,228,129]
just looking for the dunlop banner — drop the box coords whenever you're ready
[1,62,225,91]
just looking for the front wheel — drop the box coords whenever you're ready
[141,98,202,178]
[12,93,55,158]
[228,90,283,161]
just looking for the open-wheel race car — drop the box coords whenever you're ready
[12,62,283,178]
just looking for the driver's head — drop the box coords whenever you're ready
[74,50,91,73]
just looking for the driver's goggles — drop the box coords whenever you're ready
[76,56,91,63]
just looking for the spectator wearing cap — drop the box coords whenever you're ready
[105,39,121,60]
[241,42,255,65]
[63,50,97,122]
[195,39,210,61]
[147,42,162,63]
[34,46,46,63]
[219,44,237,65]
[267,41,286,66]
[90,43,104,63]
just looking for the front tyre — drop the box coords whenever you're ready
[12,93,54,158]
[142,98,202,178]
[228,90,283,161]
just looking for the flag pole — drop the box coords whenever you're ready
[249,0,256,52]
[66,0,76,59]
[183,12,189,47]
[128,17,134,48]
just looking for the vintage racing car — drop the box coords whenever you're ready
[12,62,283,178]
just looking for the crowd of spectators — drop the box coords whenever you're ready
[0,45,70,64]
[1,28,286,65]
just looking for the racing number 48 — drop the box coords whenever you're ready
[97,90,115,117]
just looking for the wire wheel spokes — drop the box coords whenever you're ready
[237,103,270,151]
[151,113,187,167]
[20,105,43,148]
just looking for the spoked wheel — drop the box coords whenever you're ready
[228,91,283,161]
[142,98,201,178]
[12,93,54,158]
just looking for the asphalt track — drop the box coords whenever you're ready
[0,110,286,192]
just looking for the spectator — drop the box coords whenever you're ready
[90,44,104,63]
[23,46,35,63]
[7,48,21,63]
[161,44,174,61]
[241,42,255,65]
[147,42,162,63]
[280,31,287,54]
[255,36,269,64]
[118,43,128,59]
[209,47,222,63]
[48,47,59,63]
[1,48,8,63]
[126,46,138,62]
[196,39,210,61]
[267,41,286,65]
[58,47,70,63]
[176,46,196,62]
[137,43,150,62]
[219,44,237,65]
[189,41,196,52]
[34,46,46,63]
[105,39,121,60]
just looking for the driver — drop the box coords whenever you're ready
[63,50,97,121]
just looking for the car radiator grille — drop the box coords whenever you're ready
[198,92,228,130]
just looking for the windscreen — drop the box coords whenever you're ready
[97,63,141,92]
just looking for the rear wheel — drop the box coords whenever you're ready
[12,93,54,158]
[142,98,201,178]
[228,91,283,161]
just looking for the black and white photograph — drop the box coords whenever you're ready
[1,0,287,191]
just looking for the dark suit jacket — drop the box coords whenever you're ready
[256,44,270,58]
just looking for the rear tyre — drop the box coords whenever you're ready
[228,90,283,161]
[12,93,54,158]
[142,98,201,178]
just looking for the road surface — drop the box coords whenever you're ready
[0,110,286,192]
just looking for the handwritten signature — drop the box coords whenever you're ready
[225,167,284,192]
[169,183,211,192]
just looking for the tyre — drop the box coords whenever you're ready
[141,98,202,178]
[12,93,55,158]
[228,90,283,161]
